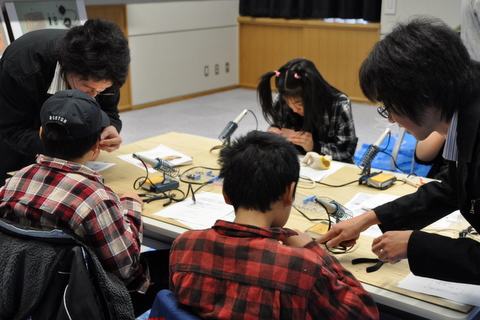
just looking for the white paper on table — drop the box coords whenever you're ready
[398,273,480,306]
[344,193,464,238]
[360,193,400,211]
[428,210,462,229]
[118,144,193,173]
[299,161,344,182]
[85,161,116,173]
[344,192,400,238]
[154,192,234,230]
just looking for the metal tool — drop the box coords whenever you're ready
[351,258,384,273]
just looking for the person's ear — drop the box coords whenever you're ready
[91,139,101,153]
[39,126,43,140]
[222,188,232,205]
[282,182,296,207]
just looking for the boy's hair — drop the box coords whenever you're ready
[42,125,101,160]
[360,16,480,125]
[257,58,344,134]
[57,18,130,89]
[218,131,300,212]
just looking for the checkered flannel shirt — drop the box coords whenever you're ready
[169,220,379,319]
[0,154,149,292]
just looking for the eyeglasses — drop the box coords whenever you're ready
[70,74,116,97]
[377,106,389,119]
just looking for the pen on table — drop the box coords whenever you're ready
[403,177,419,188]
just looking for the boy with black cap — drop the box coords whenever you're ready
[0,89,166,316]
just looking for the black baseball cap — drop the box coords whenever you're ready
[41,89,110,139]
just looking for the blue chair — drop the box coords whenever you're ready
[148,289,201,320]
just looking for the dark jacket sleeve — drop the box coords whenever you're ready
[408,230,480,285]
[373,160,480,284]
[0,30,63,156]
[374,173,458,232]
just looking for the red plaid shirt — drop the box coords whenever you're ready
[0,155,149,292]
[170,220,379,320]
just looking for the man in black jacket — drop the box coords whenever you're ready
[318,17,480,285]
[0,18,130,185]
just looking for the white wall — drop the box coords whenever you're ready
[126,0,238,106]
[380,0,462,36]
[5,0,462,106]
[124,0,463,106]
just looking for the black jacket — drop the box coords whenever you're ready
[374,95,480,284]
[0,221,134,320]
[0,29,122,183]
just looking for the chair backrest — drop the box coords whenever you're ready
[148,289,202,320]
[0,218,134,320]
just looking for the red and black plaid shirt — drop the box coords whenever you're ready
[0,155,149,292]
[170,220,379,320]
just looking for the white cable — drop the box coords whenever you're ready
[298,175,316,189]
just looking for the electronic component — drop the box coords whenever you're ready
[358,128,391,176]
[294,195,329,220]
[141,176,179,193]
[183,170,223,186]
[364,172,396,190]
[133,153,180,193]
[314,197,352,223]
[219,109,248,143]
[306,221,330,237]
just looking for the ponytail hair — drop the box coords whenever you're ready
[257,71,279,126]
[257,58,344,133]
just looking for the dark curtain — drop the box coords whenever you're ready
[299,0,338,19]
[240,0,382,22]
[270,0,298,19]
[239,0,270,17]
[338,0,363,19]
[363,0,382,22]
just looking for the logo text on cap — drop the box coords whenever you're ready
[49,115,67,123]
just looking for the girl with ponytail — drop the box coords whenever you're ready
[257,58,358,163]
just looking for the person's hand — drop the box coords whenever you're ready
[279,128,295,138]
[120,191,144,209]
[372,230,413,264]
[283,229,314,247]
[99,125,122,152]
[316,210,380,248]
[286,130,314,152]
[267,127,282,135]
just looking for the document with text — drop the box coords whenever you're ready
[154,192,234,230]
[398,273,480,306]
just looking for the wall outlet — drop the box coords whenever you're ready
[225,62,230,73]
[215,64,219,75]
[384,0,396,15]
[204,65,209,77]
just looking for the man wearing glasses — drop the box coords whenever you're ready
[318,17,480,287]
[0,18,130,185]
